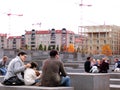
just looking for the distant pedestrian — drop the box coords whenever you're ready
[84,56,92,73]
[0,55,9,75]
[41,49,70,87]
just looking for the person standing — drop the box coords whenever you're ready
[41,50,70,87]
[84,56,92,73]
[0,56,9,75]
[2,51,31,85]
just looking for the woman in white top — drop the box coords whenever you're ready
[24,62,41,86]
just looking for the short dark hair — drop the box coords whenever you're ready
[87,57,91,60]
[18,51,27,56]
[30,62,38,68]
[49,50,58,57]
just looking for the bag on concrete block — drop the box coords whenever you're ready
[2,76,24,85]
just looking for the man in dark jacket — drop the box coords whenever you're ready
[84,57,92,73]
[41,50,70,87]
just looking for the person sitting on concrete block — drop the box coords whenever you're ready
[24,61,41,86]
[41,50,71,87]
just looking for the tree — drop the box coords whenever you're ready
[101,44,112,56]
[56,45,59,51]
[39,44,43,50]
[63,45,67,51]
[77,47,80,53]
[67,43,75,53]
[44,45,46,51]
[48,45,51,50]
[24,44,29,50]
[60,45,64,52]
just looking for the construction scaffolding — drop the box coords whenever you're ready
[78,25,120,55]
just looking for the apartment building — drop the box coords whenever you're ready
[78,25,120,55]
[21,35,26,49]
[7,36,22,49]
[25,28,75,50]
[25,29,50,50]
[0,33,7,49]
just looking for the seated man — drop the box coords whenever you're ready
[41,50,70,87]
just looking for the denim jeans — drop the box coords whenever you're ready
[0,67,7,75]
[60,76,70,86]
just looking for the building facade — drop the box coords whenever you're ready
[78,25,120,55]
[25,28,75,51]
[0,33,7,49]
[7,36,22,49]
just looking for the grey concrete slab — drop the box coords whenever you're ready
[68,73,110,90]
[110,84,120,90]
[0,76,4,82]
[0,83,74,90]
[110,78,120,85]
[109,73,120,78]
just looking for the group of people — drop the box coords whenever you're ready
[1,50,70,87]
[84,56,109,73]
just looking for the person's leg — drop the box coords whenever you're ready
[61,76,70,86]
[34,79,41,86]
[0,67,7,75]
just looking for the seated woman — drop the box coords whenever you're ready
[2,51,31,85]
[24,62,41,86]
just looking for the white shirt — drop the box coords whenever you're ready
[24,68,38,85]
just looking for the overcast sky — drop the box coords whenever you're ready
[0,0,120,36]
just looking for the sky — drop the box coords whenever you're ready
[0,0,120,36]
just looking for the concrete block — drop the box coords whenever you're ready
[110,84,120,90]
[68,73,110,90]
[110,73,120,79]
[0,76,4,82]
[0,83,74,90]
[110,78,120,85]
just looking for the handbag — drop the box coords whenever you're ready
[2,76,24,85]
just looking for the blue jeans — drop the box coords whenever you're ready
[60,76,70,86]
[0,67,7,75]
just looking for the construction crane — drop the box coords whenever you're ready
[78,0,92,35]
[7,13,23,16]
[4,12,23,37]
[7,13,23,36]
[78,0,92,55]
[32,22,42,29]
